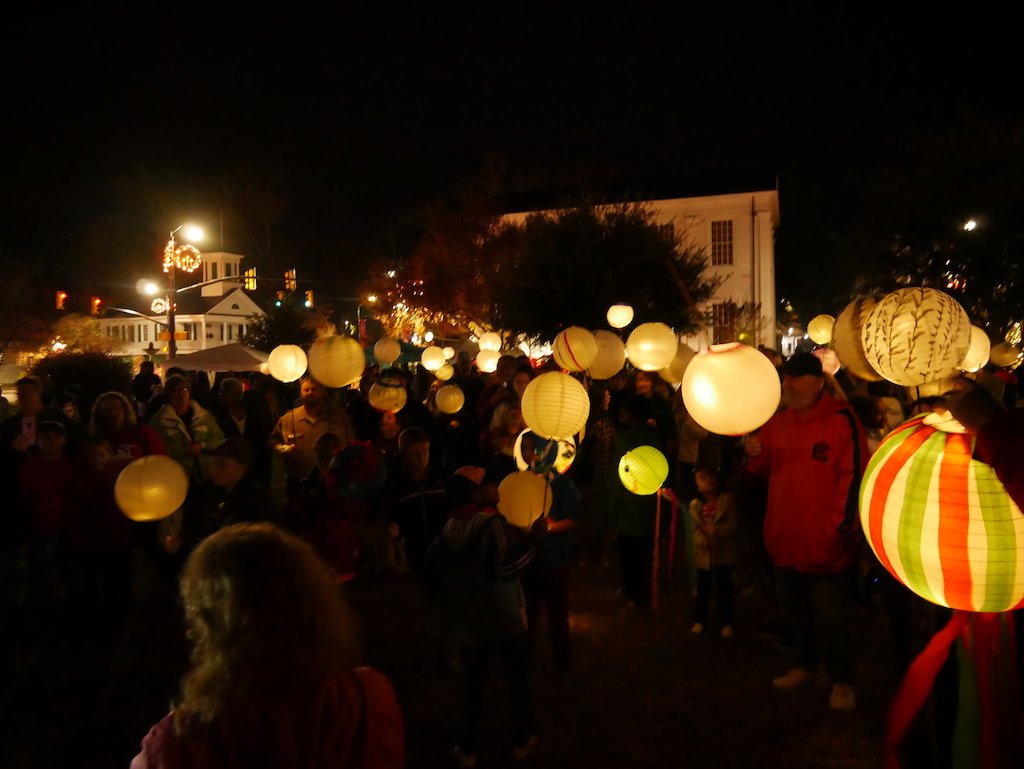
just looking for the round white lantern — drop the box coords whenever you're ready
[607,303,635,329]
[478,332,502,351]
[807,314,836,345]
[435,384,466,414]
[373,338,401,365]
[307,336,364,388]
[960,326,991,373]
[681,343,782,436]
[990,342,1023,368]
[626,322,678,372]
[659,343,696,386]
[421,346,447,371]
[115,455,189,522]
[443,346,456,359]
[368,381,407,413]
[267,344,308,383]
[436,363,455,381]
[618,446,669,496]
[552,326,598,372]
[497,471,552,529]
[589,330,626,380]
[521,371,590,440]
[861,288,972,387]
[476,349,501,373]
[832,295,883,382]
[812,347,841,376]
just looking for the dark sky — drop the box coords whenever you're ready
[4,7,1022,311]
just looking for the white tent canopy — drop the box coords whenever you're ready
[163,343,269,372]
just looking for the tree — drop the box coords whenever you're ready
[243,294,332,351]
[32,352,132,408]
[50,313,114,354]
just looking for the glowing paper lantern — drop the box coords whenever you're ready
[626,322,678,372]
[990,342,1023,368]
[497,471,552,529]
[435,384,465,414]
[512,429,576,475]
[618,446,669,496]
[521,371,590,440]
[421,346,447,371]
[812,347,841,376]
[115,455,188,522]
[368,381,407,413]
[681,343,782,436]
[606,303,635,329]
[436,363,455,381]
[861,288,972,387]
[860,412,1024,612]
[374,338,401,365]
[476,349,501,373]
[267,344,308,383]
[959,326,991,373]
[552,326,598,372]
[807,314,836,345]
[659,343,696,386]
[832,295,883,382]
[589,330,626,380]
[307,336,364,388]
[478,332,502,351]
[443,346,455,360]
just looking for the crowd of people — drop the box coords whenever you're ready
[1,343,1020,767]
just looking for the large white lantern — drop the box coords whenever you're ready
[267,344,308,383]
[497,471,552,529]
[476,349,501,373]
[681,343,782,436]
[436,362,455,381]
[368,381,407,413]
[658,343,696,386]
[478,332,502,351]
[626,322,678,372]
[807,314,836,345]
[421,346,447,371]
[606,303,635,329]
[521,371,590,440]
[960,326,991,373]
[374,338,401,365]
[861,288,972,387]
[435,384,466,414]
[552,326,598,372]
[307,336,364,388]
[589,330,626,380]
[115,455,189,522]
[831,295,883,382]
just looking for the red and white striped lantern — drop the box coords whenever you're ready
[552,326,598,372]
[859,412,1024,613]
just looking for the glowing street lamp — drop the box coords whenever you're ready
[164,223,203,358]
[963,219,978,232]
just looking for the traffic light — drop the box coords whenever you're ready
[284,268,297,291]
[90,296,102,315]
[275,291,285,307]
[56,290,68,310]
[243,267,257,290]
[304,290,314,308]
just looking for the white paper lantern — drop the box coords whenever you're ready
[368,381,407,413]
[436,363,455,381]
[807,314,836,345]
[373,338,401,365]
[960,326,991,373]
[659,343,696,386]
[832,295,883,382]
[552,326,598,372]
[589,330,626,380]
[435,384,465,414]
[812,347,841,376]
[476,349,501,373]
[115,455,188,522]
[990,342,1023,368]
[478,332,502,351]
[681,343,782,436]
[267,344,308,383]
[497,471,552,529]
[626,322,678,372]
[861,288,972,387]
[606,303,634,329]
[521,371,590,440]
[307,336,364,388]
[443,346,456,359]
[421,346,447,371]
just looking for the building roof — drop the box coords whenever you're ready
[102,287,265,319]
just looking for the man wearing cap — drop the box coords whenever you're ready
[745,352,868,711]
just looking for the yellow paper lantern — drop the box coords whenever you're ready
[497,470,552,529]
[267,344,308,383]
[552,326,598,372]
[368,381,407,413]
[659,342,696,386]
[436,362,455,381]
[435,384,466,414]
[589,330,626,380]
[307,336,364,388]
[681,343,782,436]
[807,314,836,345]
[476,349,501,373]
[831,295,883,382]
[521,371,590,440]
[606,303,634,329]
[861,288,972,387]
[115,455,189,522]
[421,346,447,371]
[812,347,841,376]
[626,322,678,372]
[618,445,669,496]
[478,332,502,352]
[990,342,1023,368]
[960,326,991,373]
[374,338,401,365]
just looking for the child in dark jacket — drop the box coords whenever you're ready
[689,467,738,637]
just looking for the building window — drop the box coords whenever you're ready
[711,302,739,344]
[211,262,218,280]
[711,220,734,266]
[142,326,148,342]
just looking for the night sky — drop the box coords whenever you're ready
[4,7,1022,315]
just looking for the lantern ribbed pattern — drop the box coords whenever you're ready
[435,384,465,414]
[960,327,991,373]
[990,342,1022,368]
[521,371,590,440]
[478,332,502,351]
[859,412,1024,612]
[374,338,401,365]
[659,343,695,385]
[681,343,781,436]
[807,314,836,345]
[421,346,447,371]
[497,470,552,529]
[618,446,669,496]
[267,344,308,383]
[589,330,626,380]
[606,304,634,329]
[307,336,364,388]
[435,363,454,381]
[368,382,407,413]
[552,326,598,372]
[832,296,882,382]
[626,322,678,372]
[476,349,501,373]
[861,288,972,387]
[115,455,189,522]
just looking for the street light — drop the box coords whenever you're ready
[163,223,204,358]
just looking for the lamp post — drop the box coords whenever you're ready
[163,224,203,359]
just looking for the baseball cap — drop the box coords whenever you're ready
[781,352,824,378]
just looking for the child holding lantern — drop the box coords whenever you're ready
[689,467,738,636]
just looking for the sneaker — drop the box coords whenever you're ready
[721,625,734,638]
[772,666,813,691]
[513,734,538,760]
[691,622,704,634]
[829,683,857,711]
[452,746,477,768]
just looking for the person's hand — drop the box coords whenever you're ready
[744,434,762,457]
[10,434,31,453]
[530,515,550,540]
[188,442,203,457]
[945,377,1005,433]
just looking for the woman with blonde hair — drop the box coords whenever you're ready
[131,523,404,769]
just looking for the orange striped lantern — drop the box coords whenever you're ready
[859,411,1024,613]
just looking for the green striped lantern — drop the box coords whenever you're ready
[860,412,1024,612]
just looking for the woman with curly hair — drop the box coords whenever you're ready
[130,523,404,769]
